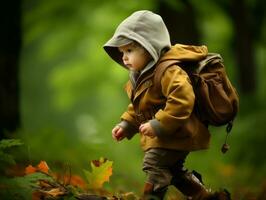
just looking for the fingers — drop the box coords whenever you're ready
[139,124,145,133]
[116,128,123,140]
[139,123,151,134]
[112,126,119,134]
[139,123,156,138]
[112,126,125,141]
[112,126,120,140]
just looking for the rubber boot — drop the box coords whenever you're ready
[171,170,209,199]
[171,170,231,200]
[142,182,167,200]
[152,186,168,200]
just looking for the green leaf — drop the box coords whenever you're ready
[0,139,23,150]
[0,172,53,200]
[0,151,16,165]
[0,139,23,169]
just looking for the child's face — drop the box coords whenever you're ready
[118,42,151,71]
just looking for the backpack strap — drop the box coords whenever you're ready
[196,53,223,73]
[154,60,180,91]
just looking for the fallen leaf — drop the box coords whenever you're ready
[38,180,53,189]
[42,188,66,197]
[52,172,87,189]
[92,158,107,167]
[67,174,87,189]
[83,157,113,189]
[25,165,37,175]
[25,161,50,175]
[37,161,49,174]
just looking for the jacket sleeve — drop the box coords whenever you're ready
[154,65,195,135]
[120,103,139,139]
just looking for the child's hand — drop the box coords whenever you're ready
[139,122,156,138]
[112,125,126,141]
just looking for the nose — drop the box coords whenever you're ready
[122,53,128,63]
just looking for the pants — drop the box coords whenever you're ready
[142,148,189,191]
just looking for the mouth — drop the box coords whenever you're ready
[125,64,132,68]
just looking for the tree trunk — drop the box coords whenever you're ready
[0,1,21,138]
[157,0,200,45]
[230,0,256,94]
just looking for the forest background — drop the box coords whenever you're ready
[0,0,265,199]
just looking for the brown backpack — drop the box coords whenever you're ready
[154,53,239,152]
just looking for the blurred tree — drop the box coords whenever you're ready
[215,0,265,94]
[230,0,256,94]
[157,0,200,45]
[0,0,21,138]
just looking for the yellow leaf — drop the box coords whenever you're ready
[84,157,113,189]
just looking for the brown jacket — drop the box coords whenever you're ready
[103,11,210,151]
[121,44,211,151]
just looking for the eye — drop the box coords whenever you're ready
[126,48,132,53]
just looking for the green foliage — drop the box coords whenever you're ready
[0,172,53,200]
[0,139,23,169]
[231,108,266,167]
[0,139,23,149]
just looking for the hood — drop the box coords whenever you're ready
[103,10,171,69]
[159,44,208,64]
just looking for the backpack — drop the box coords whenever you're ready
[154,53,239,153]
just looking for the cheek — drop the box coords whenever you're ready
[135,56,146,66]
[140,54,151,65]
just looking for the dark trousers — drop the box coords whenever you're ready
[142,148,189,191]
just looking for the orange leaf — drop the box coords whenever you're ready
[24,161,50,175]
[37,161,49,174]
[68,175,87,189]
[51,172,86,189]
[25,165,37,175]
